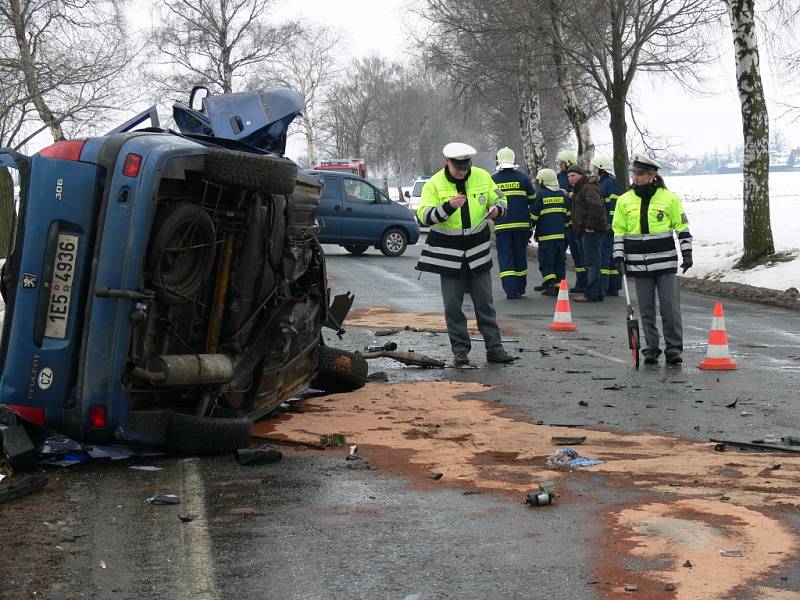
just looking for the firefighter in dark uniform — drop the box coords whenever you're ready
[557,149,587,293]
[612,155,693,365]
[491,147,536,299]
[416,142,515,367]
[591,155,623,296]
[529,168,568,296]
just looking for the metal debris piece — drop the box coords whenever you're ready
[682,560,693,568]
[709,439,800,454]
[784,436,800,446]
[0,475,48,504]
[430,472,443,480]
[0,424,36,471]
[359,350,445,368]
[603,385,626,391]
[551,436,587,446]
[374,329,400,337]
[740,411,752,417]
[146,494,180,505]
[525,481,559,506]
[250,435,325,450]
[720,549,743,557]
[624,584,638,592]
[664,583,676,591]
[320,434,347,448]
[578,400,589,407]
[178,514,199,522]
[590,376,616,381]
[366,371,389,382]
[725,398,738,408]
[234,447,283,466]
[366,342,398,352]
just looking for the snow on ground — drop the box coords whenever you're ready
[666,172,800,291]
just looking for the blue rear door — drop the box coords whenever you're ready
[340,177,382,243]
[316,175,342,242]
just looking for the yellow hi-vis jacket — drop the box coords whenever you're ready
[415,167,507,276]
[612,186,692,277]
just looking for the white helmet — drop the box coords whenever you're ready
[556,150,577,166]
[590,155,613,173]
[535,168,559,188]
[495,147,516,169]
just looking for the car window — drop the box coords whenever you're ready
[321,176,340,199]
[412,181,426,196]
[343,179,377,203]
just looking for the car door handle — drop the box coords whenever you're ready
[334,205,340,211]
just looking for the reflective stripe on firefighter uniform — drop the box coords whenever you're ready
[530,188,568,287]
[612,186,693,277]
[492,168,535,296]
[415,167,507,276]
[598,172,623,292]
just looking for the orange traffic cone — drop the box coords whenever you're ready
[548,279,577,332]
[698,302,737,370]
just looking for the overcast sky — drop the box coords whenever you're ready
[274,0,800,160]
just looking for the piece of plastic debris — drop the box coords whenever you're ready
[545,448,603,469]
[234,447,283,466]
[38,436,83,455]
[624,584,638,592]
[740,411,752,417]
[720,549,743,557]
[0,475,48,504]
[682,560,693,568]
[1,424,36,471]
[100,561,107,569]
[664,582,676,591]
[349,445,358,456]
[430,472,443,480]
[129,465,162,471]
[146,494,180,505]
[551,436,587,446]
[320,434,347,448]
[178,514,199,522]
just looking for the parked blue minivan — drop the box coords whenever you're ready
[309,170,420,256]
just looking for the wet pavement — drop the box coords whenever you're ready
[2,237,800,599]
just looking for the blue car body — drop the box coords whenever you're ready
[0,92,361,451]
[310,171,419,255]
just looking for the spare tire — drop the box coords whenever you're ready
[204,148,297,194]
[311,346,368,393]
[166,412,252,455]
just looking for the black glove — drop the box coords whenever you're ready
[614,256,625,275]
[681,252,693,274]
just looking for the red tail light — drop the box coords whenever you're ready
[90,406,106,428]
[38,140,86,161]
[8,405,46,425]
[122,153,142,177]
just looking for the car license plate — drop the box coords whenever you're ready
[45,233,79,339]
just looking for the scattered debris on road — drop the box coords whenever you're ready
[129,465,162,472]
[374,329,400,337]
[0,424,36,471]
[320,434,347,448]
[234,447,283,466]
[624,583,638,592]
[551,436,587,446]
[365,341,398,352]
[525,481,559,506]
[367,371,389,382]
[720,549,744,557]
[146,494,180,505]
[359,350,445,368]
[709,439,800,454]
[0,475,48,504]
[546,448,602,469]
[430,472,443,480]
[178,514,199,522]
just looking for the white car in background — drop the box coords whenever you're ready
[405,176,430,214]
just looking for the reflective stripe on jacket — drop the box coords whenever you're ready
[611,186,693,277]
[492,168,535,232]
[415,167,507,276]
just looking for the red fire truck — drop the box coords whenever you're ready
[314,158,367,178]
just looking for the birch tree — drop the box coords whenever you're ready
[724,0,773,262]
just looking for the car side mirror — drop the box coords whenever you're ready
[403,191,410,198]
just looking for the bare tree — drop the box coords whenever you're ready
[149,0,299,97]
[560,0,717,180]
[259,23,345,167]
[724,0,774,263]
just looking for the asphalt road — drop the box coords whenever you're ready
[2,236,799,600]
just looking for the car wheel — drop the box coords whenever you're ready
[344,245,368,255]
[311,346,368,393]
[165,412,252,455]
[204,148,297,194]
[380,228,408,257]
[148,202,217,305]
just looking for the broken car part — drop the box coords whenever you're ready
[359,350,445,368]
[234,446,283,466]
[708,439,800,454]
[0,475,48,504]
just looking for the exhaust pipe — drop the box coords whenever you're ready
[133,354,235,386]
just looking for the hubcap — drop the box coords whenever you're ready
[386,233,403,253]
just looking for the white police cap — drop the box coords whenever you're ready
[630,154,662,171]
[443,142,477,160]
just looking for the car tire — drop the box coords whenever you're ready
[344,245,368,255]
[204,148,297,194]
[380,227,408,257]
[165,412,252,455]
[148,202,217,305]
[311,346,368,393]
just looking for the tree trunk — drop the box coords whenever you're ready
[608,95,629,190]
[516,50,546,175]
[302,112,318,166]
[548,3,594,164]
[0,167,15,260]
[9,0,64,141]
[726,0,774,263]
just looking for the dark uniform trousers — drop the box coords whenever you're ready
[537,239,566,287]
[440,267,503,355]
[566,229,587,289]
[496,230,530,297]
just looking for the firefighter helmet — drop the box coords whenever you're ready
[556,150,577,165]
[535,168,559,188]
[590,155,613,172]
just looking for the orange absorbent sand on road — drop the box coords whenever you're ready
[253,382,799,598]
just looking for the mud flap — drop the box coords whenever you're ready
[325,291,354,335]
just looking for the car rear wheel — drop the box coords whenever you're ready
[380,228,408,257]
[311,346,368,393]
[165,412,252,455]
[344,245,368,255]
[204,148,297,194]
